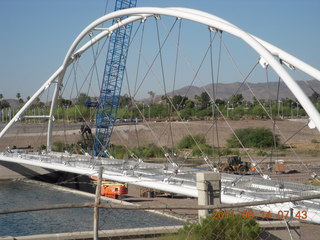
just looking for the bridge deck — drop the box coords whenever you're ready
[1,151,320,223]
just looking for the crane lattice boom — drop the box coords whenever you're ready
[94,0,137,156]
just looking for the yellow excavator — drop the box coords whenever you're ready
[218,155,251,174]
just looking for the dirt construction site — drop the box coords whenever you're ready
[1,119,320,152]
[1,119,320,180]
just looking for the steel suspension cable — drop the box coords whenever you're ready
[209,29,221,162]
[132,23,145,158]
[155,21,228,169]
[168,19,182,155]
[219,33,317,178]
[265,66,275,171]
[124,70,177,166]
[131,34,217,169]
[156,18,175,158]
[270,76,282,171]
[132,18,178,98]
[133,23,145,97]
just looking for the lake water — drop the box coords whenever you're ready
[0,180,183,237]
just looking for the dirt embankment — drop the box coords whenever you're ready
[111,119,319,147]
[0,119,319,154]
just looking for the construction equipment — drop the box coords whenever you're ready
[80,124,93,145]
[139,187,174,198]
[90,176,128,199]
[274,159,285,174]
[218,155,250,175]
[93,0,137,156]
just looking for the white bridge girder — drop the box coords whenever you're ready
[1,151,320,224]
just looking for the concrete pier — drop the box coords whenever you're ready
[196,172,221,221]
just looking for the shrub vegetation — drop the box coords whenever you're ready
[226,127,280,148]
[130,143,163,158]
[159,214,261,240]
[177,134,206,149]
[52,141,74,152]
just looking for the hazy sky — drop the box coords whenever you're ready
[0,0,319,99]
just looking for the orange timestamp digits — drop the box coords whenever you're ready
[212,210,235,219]
[277,210,307,220]
[212,210,308,220]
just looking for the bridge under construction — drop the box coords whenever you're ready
[1,150,320,224]
[1,4,320,229]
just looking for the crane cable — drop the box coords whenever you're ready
[168,18,182,156]
[132,23,145,157]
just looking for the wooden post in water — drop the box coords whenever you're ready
[93,167,103,240]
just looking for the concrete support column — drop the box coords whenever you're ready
[196,172,221,221]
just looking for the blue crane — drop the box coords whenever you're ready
[94,0,137,156]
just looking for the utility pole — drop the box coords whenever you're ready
[93,167,103,240]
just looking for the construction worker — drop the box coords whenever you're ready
[251,163,256,175]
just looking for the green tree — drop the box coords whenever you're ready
[16,92,24,104]
[196,108,212,117]
[214,98,225,106]
[57,98,72,107]
[109,144,127,159]
[226,127,279,148]
[184,99,195,109]
[141,143,163,158]
[0,100,10,109]
[172,95,188,110]
[232,106,245,118]
[252,96,259,106]
[148,91,155,104]
[52,141,74,152]
[177,134,206,149]
[229,93,244,106]
[119,94,131,108]
[309,92,320,104]
[149,103,168,119]
[281,97,294,107]
[192,143,213,156]
[251,105,266,119]
[77,93,90,105]
[179,108,193,120]
[195,92,211,110]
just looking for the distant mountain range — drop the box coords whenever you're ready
[150,80,320,102]
[3,80,320,107]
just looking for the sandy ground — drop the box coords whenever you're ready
[111,119,320,148]
[124,184,320,240]
[124,184,198,221]
[1,119,319,150]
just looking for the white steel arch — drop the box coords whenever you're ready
[172,7,320,81]
[1,7,320,150]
